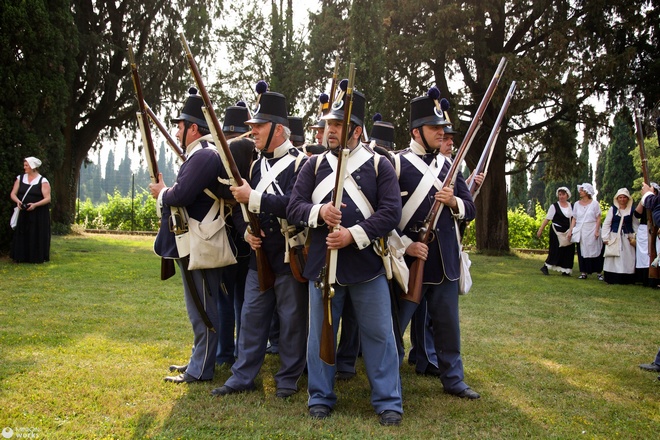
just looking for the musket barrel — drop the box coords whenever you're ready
[179,33,275,291]
[404,58,508,303]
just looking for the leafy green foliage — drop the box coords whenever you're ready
[0,0,76,250]
[508,150,528,210]
[75,190,158,231]
[600,110,638,204]
[508,204,545,249]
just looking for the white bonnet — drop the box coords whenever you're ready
[577,182,595,196]
[25,157,42,169]
[556,186,571,199]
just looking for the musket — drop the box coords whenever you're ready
[467,81,517,200]
[405,57,507,304]
[633,98,658,279]
[144,105,186,163]
[179,33,275,292]
[128,45,177,281]
[128,45,159,184]
[317,64,355,365]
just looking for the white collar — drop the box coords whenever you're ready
[185,134,216,158]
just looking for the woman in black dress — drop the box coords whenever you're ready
[9,156,51,263]
[537,186,575,276]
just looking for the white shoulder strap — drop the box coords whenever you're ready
[311,147,372,204]
[255,154,296,194]
[398,151,446,230]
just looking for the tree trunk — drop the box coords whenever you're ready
[475,136,510,253]
[51,117,89,226]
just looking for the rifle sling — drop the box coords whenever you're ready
[180,256,216,333]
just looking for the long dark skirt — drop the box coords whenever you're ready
[545,228,575,271]
[10,205,51,263]
[577,243,604,274]
[603,271,636,285]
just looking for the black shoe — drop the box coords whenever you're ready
[379,410,402,426]
[164,372,200,384]
[416,364,441,377]
[168,364,188,373]
[210,385,252,396]
[540,266,549,275]
[266,345,279,355]
[447,387,481,400]
[276,388,297,398]
[336,371,356,381]
[562,272,571,277]
[309,404,332,419]
[639,362,660,372]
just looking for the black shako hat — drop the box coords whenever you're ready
[288,116,305,145]
[171,87,208,129]
[322,79,366,127]
[222,101,250,133]
[443,125,458,135]
[409,86,451,131]
[245,80,289,127]
[309,118,326,129]
[369,113,395,149]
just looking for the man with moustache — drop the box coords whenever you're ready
[211,84,308,399]
[394,88,480,399]
[287,84,404,425]
[150,87,230,384]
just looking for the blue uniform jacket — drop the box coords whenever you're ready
[287,146,402,284]
[397,147,476,282]
[154,139,229,259]
[232,142,306,275]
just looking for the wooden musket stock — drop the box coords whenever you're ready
[405,57,508,303]
[128,45,176,280]
[318,64,356,365]
[144,105,186,163]
[128,46,159,184]
[633,99,658,279]
[179,33,275,291]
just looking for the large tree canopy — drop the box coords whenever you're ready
[304,0,659,251]
[50,0,219,228]
[0,0,76,248]
[2,0,659,253]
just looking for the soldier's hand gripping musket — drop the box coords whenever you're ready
[179,33,276,292]
[406,57,507,303]
[317,64,356,366]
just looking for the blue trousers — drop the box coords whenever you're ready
[215,266,236,365]
[398,280,468,394]
[224,269,308,391]
[307,275,402,414]
[177,261,221,380]
[408,297,438,372]
[336,295,360,374]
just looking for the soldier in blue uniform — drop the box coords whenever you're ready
[394,88,480,399]
[216,101,255,366]
[211,85,308,399]
[150,87,230,383]
[287,85,404,426]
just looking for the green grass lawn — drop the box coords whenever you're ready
[0,234,658,439]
